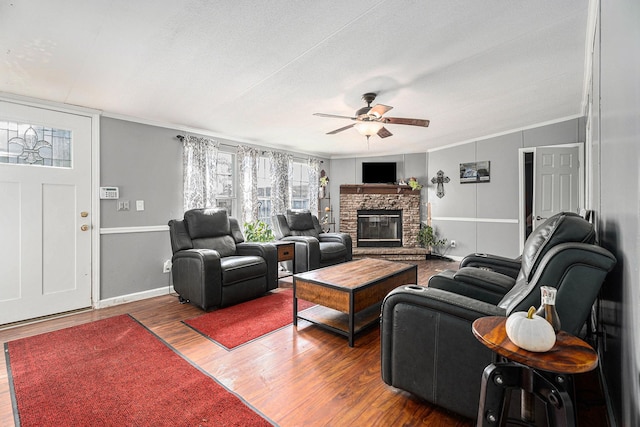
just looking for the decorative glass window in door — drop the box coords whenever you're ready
[0,121,72,168]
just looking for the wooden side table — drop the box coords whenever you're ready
[472,316,598,427]
[273,241,295,278]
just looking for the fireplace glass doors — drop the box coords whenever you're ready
[357,210,402,247]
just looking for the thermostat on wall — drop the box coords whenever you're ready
[99,187,119,199]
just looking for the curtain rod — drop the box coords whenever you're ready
[176,134,324,163]
[176,134,237,150]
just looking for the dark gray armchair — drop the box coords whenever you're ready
[272,209,352,273]
[380,212,616,419]
[457,252,522,278]
[168,208,278,311]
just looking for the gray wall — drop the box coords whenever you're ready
[329,120,583,255]
[99,118,182,299]
[594,1,640,425]
[99,117,330,300]
[427,118,584,259]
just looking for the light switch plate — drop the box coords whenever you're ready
[136,200,144,211]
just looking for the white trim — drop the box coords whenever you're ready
[430,217,518,224]
[426,114,583,154]
[581,0,600,116]
[0,92,102,116]
[91,112,101,310]
[100,225,170,235]
[97,285,175,309]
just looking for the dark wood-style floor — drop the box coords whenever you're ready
[0,259,607,427]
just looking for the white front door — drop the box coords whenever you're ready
[0,101,93,325]
[532,145,580,230]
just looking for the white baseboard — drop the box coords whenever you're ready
[97,285,175,309]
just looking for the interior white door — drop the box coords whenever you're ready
[532,145,580,230]
[0,101,92,325]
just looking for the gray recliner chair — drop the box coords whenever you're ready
[168,208,278,311]
[380,212,616,419]
[272,209,352,273]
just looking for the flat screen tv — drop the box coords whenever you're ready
[362,162,397,184]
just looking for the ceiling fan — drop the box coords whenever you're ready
[313,92,429,141]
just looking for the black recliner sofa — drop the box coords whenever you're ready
[380,212,616,419]
[168,208,278,310]
[272,209,352,273]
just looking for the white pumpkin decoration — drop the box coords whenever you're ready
[505,306,556,352]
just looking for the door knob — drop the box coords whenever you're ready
[81,224,89,231]
[80,211,89,217]
[535,216,547,221]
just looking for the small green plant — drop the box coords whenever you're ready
[243,220,275,242]
[417,225,447,251]
[320,169,329,187]
[407,177,422,190]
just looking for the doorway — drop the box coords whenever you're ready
[518,143,584,251]
[0,100,95,325]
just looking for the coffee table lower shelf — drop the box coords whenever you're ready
[296,304,381,345]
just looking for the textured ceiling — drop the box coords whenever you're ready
[0,1,590,158]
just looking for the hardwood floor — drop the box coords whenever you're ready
[0,258,605,426]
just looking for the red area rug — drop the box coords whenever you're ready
[184,290,314,350]
[5,314,273,427]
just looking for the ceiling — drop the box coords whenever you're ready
[0,1,591,158]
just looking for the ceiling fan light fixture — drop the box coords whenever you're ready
[314,92,429,140]
[354,121,383,136]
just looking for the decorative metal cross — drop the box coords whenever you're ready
[431,170,450,198]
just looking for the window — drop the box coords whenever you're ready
[256,156,272,223]
[291,161,311,210]
[215,151,235,215]
[0,121,72,168]
[237,148,317,226]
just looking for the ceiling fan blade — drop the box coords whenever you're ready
[383,117,430,127]
[368,104,393,117]
[377,127,393,138]
[313,113,356,120]
[327,123,356,135]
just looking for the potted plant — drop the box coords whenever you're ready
[407,177,422,190]
[243,220,275,242]
[417,224,447,258]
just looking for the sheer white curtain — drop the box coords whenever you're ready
[182,135,219,211]
[237,145,259,224]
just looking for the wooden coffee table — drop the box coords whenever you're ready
[293,258,417,347]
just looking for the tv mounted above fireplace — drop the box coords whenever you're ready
[362,162,396,184]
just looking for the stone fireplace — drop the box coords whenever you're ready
[340,184,426,260]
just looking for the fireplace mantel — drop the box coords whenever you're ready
[340,184,417,195]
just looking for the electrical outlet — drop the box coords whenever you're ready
[450,240,456,248]
[163,259,172,273]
